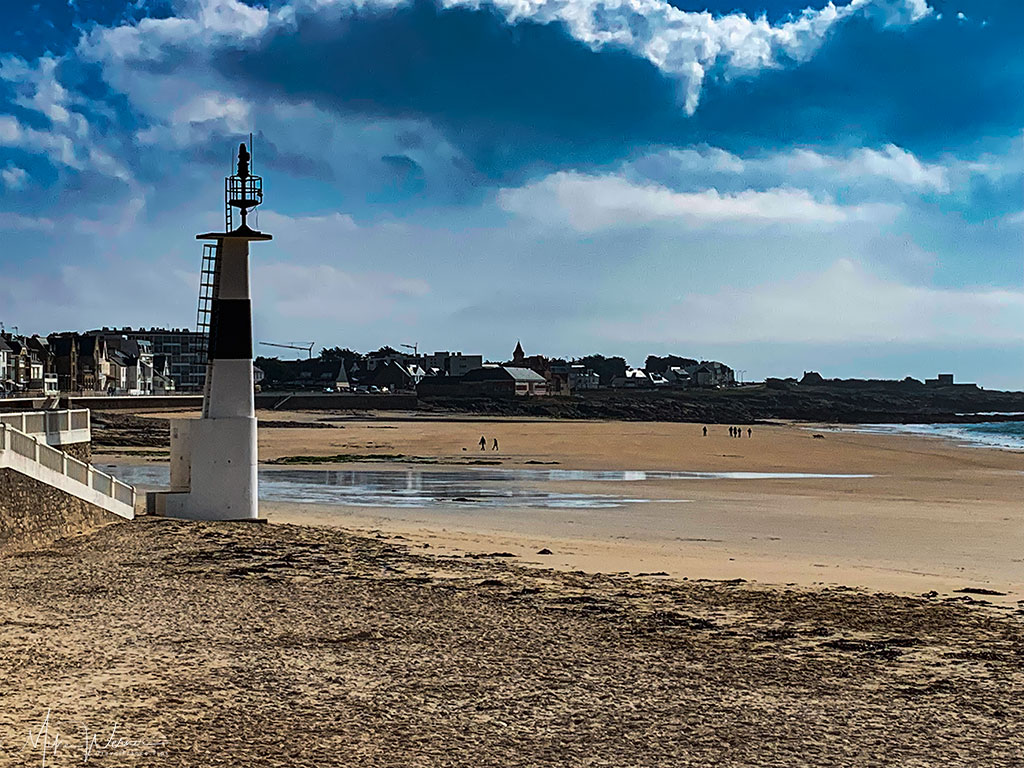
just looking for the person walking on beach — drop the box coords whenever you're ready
[479,435,486,450]
[728,426,733,437]
[492,438,499,451]
[702,426,707,437]
[747,428,752,438]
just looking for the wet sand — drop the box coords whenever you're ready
[110,411,1024,603]
[1,520,1021,766]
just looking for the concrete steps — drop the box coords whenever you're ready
[0,423,135,520]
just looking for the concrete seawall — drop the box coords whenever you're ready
[0,393,419,413]
[254,393,417,410]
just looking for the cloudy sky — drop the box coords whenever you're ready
[1,0,1022,385]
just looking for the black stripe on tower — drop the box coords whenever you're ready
[208,298,253,360]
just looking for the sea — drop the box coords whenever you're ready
[850,417,1024,451]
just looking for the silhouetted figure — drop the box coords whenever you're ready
[728,426,733,437]
[479,435,486,450]
[747,428,752,438]
[492,438,499,451]
[702,426,707,437]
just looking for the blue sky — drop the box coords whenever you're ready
[1,0,1022,385]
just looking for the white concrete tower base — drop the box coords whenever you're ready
[149,230,270,521]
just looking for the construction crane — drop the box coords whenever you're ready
[400,343,418,356]
[259,341,315,359]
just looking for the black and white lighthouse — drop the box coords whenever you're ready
[150,142,271,520]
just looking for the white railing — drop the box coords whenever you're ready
[66,454,89,485]
[71,410,89,430]
[0,422,134,519]
[0,409,91,445]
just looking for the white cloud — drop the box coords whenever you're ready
[1,165,28,190]
[0,60,132,184]
[0,55,72,124]
[254,262,430,323]
[837,145,949,191]
[442,0,931,112]
[641,144,950,193]
[0,211,54,232]
[248,210,434,321]
[602,259,1024,345]
[80,0,269,64]
[136,92,254,146]
[258,209,359,234]
[0,115,79,169]
[172,93,252,128]
[498,171,894,231]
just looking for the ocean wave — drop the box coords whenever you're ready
[847,422,1024,451]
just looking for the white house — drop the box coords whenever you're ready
[0,337,11,394]
[611,368,652,388]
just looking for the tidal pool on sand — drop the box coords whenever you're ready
[106,465,872,511]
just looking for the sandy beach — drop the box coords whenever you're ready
[1,519,1022,766]
[109,410,1024,604]
[1,410,1022,765]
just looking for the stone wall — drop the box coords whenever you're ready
[254,392,418,410]
[61,441,92,463]
[0,469,120,555]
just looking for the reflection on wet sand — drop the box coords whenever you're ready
[107,465,871,510]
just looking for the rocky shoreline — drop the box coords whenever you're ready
[420,384,1024,424]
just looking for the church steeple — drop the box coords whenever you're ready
[513,340,525,364]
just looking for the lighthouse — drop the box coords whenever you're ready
[149,142,271,521]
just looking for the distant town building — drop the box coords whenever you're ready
[106,328,207,392]
[800,371,826,386]
[689,361,735,388]
[420,364,548,397]
[105,336,155,395]
[611,368,652,388]
[463,366,548,396]
[254,358,350,391]
[0,337,11,394]
[368,360,425,392]
[49,335,78,392]
[549,362,600,394]
[512,340,526,366]
[0,333,57,395]
[924,373,979,389]
[423,351,484,377]
[153,355,176,394]
[364,348,410,372]
[504,341,599,394]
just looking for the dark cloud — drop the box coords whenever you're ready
[213,0,1024,180]
[691,0,1024,158]
[376,153,425,198]
[216,0,692,180]
[669,0,834,23]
